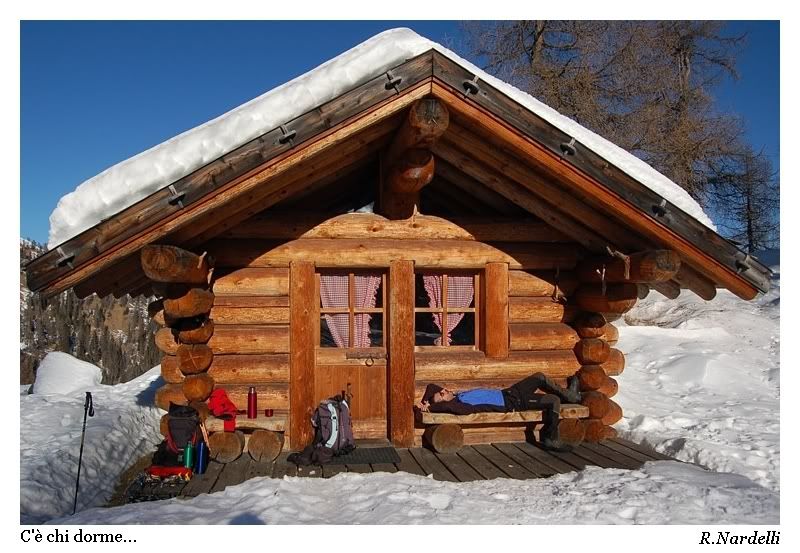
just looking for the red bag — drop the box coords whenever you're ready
[207,388,238,431]
[147,465,192,479]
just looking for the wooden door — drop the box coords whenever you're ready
[314,271,388,439]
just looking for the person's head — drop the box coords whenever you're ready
[432,388,455,403]
[422,384,455,404]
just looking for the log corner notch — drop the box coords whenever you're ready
[379,98,449,219]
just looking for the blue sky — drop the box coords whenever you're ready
[20,21,779,244]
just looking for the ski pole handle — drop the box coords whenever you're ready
[85,392,94,417]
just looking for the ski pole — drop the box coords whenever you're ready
[72,392,94,515]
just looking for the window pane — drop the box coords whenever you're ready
[319,274,349,308]
[449,312,475,346]
[415,312,440,346]
[374,278,384,308]
[415,274,435,307]
[368,314,383,347]
[322,314,349,347]
[320,317,338,348]
[446,275,475,308]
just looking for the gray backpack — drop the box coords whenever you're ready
[312,394,356,456]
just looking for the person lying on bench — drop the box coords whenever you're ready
[416,372,582,451]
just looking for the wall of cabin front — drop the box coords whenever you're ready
[152,212,630,451]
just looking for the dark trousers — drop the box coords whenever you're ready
[501,372,573,442]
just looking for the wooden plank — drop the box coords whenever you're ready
[322,464,348,478]
[155,382,289,411]
[583,442,644,470]
[512,442,580,474]
[210,455,252,493]
[371,463,398,473]
[471,444,535,480]
[420,405,588,425]
[26,53,436,298]
[213,296,289,307]
[161,353,290,385]
[210,306,290,325]
[429,69,766,298]
[207,238,581,271]
[270,451,294,479]
[509,322,580,351]
[212,268,289,296]
[570,444,626,469]
[541,447,590,470]
[414,350,581,381]
[434,452,483,481]
[289,260,316,450]
[493,442,555,477]
[508,297,577,324]
[610,438,673,461]
[394,448,427,476]
[179,460,224,498]
[508,270,579,297]
[208,325,289,354]
[483,262,509,358]
[205,415,286,433]
[435,160,531,217]
[456,446,508,480]
[245,458,275,480]
[296,465,322,478]
[409,447,458,482]
[344,464,373,474]
[388,260,415,447]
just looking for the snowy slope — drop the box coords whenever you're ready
[47,28,714,249]
[20,362,163,524]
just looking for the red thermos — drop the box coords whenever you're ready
[247,386,257,419]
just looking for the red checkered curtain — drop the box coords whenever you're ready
[423,275,474,345]
[320,274,381,347]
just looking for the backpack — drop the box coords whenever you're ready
[287,393,355,465]
[164,402,201,454]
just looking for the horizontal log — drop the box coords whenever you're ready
[508,297,577,323]
[414,378,569,400]
[148,299,165,326]
[676,265,717,301]
[414,350,580,380]
[571,312,607,339]
[601,323,619,345]
[154,383,289,411]
[176,344,214,375]
[211,268,289,296]
[162,354,290,384]
[601,399,623,425]
[420,404,588,425]
[175,318,215,344]
[509,323,580,351]
[155,327,179,355]
[225,211,572,243]
[163,288,215,319]
[577,250,681,283]
[206,238,581,270]
[653,280,681,299]
[209,306,290,325]
[508,270,578,297]
[141,245,211,284]
[581,391,610,419]
[205,414,287,433]
[413,427,530,447]
[574,284,639,314]
[387,148,435,194]
[637,284,650,299]
[601,349,625,376]
[577,365,606,391]
[583,419,618,442]
[213,295,289,308]
[208,325,290,354]
[559,418,586,445]
[574,338,611,365]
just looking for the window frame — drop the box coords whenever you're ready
[413,270,481,351]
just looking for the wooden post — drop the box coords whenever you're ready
[389,260,415,447]
[483,263,509,358]
[289,260,316,450]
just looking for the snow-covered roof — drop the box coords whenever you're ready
[47,28,715,249]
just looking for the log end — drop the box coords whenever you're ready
[423,424,464,453]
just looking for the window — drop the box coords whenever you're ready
[414,272,480,348]
[318,271,385,348]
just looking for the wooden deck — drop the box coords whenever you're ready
[176,438,673,498]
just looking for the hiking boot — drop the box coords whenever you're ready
[565,375,582,403]
[540,437,575,453]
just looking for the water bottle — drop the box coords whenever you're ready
[195,441,208,475]
[247,386,257,419]
[183,440,194,469]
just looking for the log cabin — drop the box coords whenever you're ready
[25,29,771,460]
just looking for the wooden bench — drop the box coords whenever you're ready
[419,404,589,453]
[204,414,286,462]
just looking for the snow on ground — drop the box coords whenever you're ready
[617,253,780,492]
[31,352,102,395]
[20,256,779,524]
[48,28,713,249]
[20,363,163,524]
